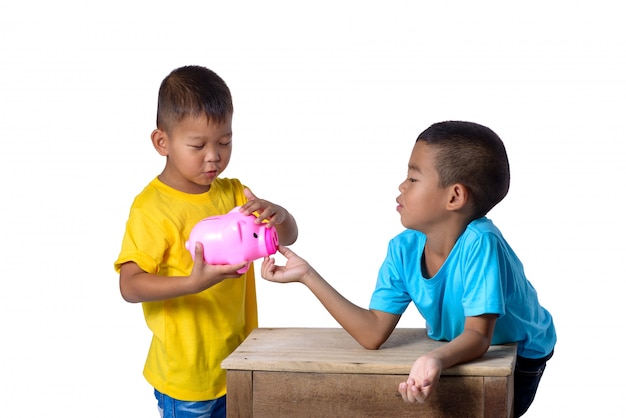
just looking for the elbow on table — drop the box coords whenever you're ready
[361,342,383,350]
[356,334,388,350]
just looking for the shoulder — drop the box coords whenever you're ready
[130,177,163,207]
[455,217,518,264]
[461,217,505,243]
[388,229,426,255]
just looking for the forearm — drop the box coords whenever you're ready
[426,328,492,369]
[302,270,394,349]
[120,270,194,303]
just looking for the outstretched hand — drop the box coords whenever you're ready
[261,246,313,284]
[398,355,442,403]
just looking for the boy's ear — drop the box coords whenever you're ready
[446,183,470,211]
[151,129,169,156]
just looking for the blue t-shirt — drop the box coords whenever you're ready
[369,217,556,359]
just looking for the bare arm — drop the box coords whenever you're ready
[398,314,498,403]
[119,242,248,303]
[423,315,496,368]
[261,246,400,349]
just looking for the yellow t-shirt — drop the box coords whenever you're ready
[114,177,258,401]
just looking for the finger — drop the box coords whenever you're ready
[243,188,257,201]
[239,201,256,215]
[215,262,248,276]
[416,379,434,403]
[398,383,409,402]
[398,382,419,404]
[253,207,273,224]
[194,242,205,262]
[239,189,260,215]
[277,245,297,258]
[278,245,296,257]
[260,255,270,269]
[261,257,275,277]
[410,384,425,403]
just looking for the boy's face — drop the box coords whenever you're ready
[153,113,233,194]
[396,141,452,232]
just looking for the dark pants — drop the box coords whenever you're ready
[514,350,553,417]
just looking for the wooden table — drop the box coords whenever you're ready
[222,328,516,417]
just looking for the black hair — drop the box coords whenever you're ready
[417,121,510,219]
[156,65,233,133]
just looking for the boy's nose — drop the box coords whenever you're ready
[204,146,220,162]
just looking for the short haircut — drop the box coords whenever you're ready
[417,121,510,219]
[156,65,233,133]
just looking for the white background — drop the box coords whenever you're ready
[1,1,624,416]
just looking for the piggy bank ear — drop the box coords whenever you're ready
[234,220,244,241]
[228,206,241,214]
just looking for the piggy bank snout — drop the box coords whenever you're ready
[186,208,279,266]
[263,225,279,256]
[239,223,278,259]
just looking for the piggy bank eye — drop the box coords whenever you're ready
[253,233,258,238]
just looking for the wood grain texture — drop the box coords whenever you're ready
[222,328,516,417]
[222,327,516,376]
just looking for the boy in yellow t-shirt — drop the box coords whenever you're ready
[114,65,298,418]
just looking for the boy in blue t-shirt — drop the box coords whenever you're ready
[260,121,556,417]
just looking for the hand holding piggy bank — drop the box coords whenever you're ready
[185,207,279,274]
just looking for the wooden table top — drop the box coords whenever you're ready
[222,327,516,377]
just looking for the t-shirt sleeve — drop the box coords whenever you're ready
[369,240,412,315]
[461,233,507,318]
[113,206,169,274]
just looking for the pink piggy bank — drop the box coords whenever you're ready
[185,207,279,274]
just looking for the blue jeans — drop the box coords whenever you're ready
[514,350,553,417]
[154,389,226,418]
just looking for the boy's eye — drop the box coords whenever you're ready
[219,141,232,147]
